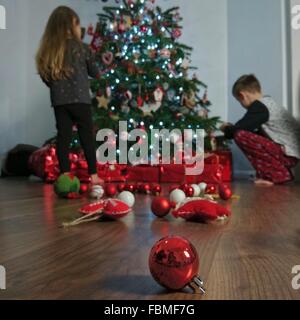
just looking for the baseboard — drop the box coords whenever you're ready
[233,170,255,180]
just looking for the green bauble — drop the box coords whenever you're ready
[54,174,81,198]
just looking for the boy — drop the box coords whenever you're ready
[221,74,300,185]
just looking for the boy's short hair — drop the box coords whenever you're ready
[232,74,262,98]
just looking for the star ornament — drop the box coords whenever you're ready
[96,95,110,109]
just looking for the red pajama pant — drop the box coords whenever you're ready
[234,130,298,184]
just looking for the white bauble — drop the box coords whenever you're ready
[90,185,104,200]
[191,184,201,197]
[118,191,135,208]
[170,189,186,204]
[198,182,207,193]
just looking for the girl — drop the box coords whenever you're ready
[36,6,103,186]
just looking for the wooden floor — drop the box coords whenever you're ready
[0,177,300,300]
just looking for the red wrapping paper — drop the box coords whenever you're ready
[126,165,160,183]
[29,145,232,184]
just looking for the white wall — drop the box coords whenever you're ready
[160,0,228,121]
[0,0,228,160]
[227,0,288,177]
[290,0,300,120]
[0,0,102,160]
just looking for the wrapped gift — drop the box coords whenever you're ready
[159,164,186,183]
[28,145,60,182]
[185,151,232,184]
[97,163,127,182]
[126,165,160,183]
[214,150,232,182]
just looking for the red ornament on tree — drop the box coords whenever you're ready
[149,236,205,293]
[105,184,118,197]
[140,25,147,32]
[219,184,232,201]
[151,197,171,218]
[137,96,144,107]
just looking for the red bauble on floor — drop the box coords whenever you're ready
[149,236,205,293]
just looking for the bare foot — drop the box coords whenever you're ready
[91,174,105,186]
[254,179,274,186]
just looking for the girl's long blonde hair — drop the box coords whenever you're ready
[36,6,80,81]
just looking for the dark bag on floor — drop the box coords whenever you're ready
[2,144,39,177]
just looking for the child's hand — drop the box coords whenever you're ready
[219,122,233,132]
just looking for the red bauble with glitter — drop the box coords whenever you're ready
[219,184,232,201]
[151,197,171,218]
[149,236,205,292]
[105,184,118,197]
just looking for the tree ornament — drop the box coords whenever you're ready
[125,90,133,100]
[80,184,89,194]
[96,95,110,109]
[148,49,157,59]
[87,23,94,36]
[170,189,186,204]
[124,183,136,193]
[152,184,162,195]
[62,198,132,228]
[102,51,114,65]
[106,86,112,98]
[182,91,197,109]
[90,185,105,200]
[90,33,103,51]
[153,87,164,103]
[123,15,132,29]
[118,16,126,33]
[172,199,231,222]
[181,57,191,69]
[54,174,80,199]
[118,191,135,207]
[172,28,182,39]
[185,186,195,198]
[105,184,118,197]
[137,96,144,107]
[142,183,151,194]
[151,197,172,218]
[191,184,201,197]
[206,184,217,195]
[160,48,171,59]
[219,184,232,201]
[149,236,205,293]
[163,82,170,91]
[198,182,207,195]
[117,183,126,192]
[140,25,147,33]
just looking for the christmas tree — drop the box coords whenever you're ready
[72,0,219,157]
